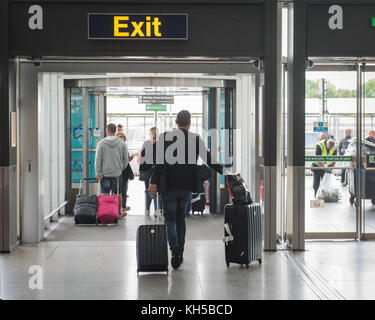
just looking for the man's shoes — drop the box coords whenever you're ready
[171,245,183,270]
[145,210,150,216]
[154,210,159,217]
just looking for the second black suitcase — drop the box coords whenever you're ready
[224,203,262,268]
[74,178,98,225]
[191,193,206,215]
[136,193,169,273]
[136,224,169,273]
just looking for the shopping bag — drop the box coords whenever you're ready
[316,173,342,202]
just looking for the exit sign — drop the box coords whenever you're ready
[372,17,375,27]
[146,104,167,112]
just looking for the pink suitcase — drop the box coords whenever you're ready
[97,194,119,224]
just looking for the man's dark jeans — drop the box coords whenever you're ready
[100,176,122,195]
[162,189,192,252]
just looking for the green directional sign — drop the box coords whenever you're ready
[146,104,167,112]
[305,156,353,162]
[372,17,375,28]
[369,156,375,164]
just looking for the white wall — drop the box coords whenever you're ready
[39,74,66,222]
[235,74,257,196]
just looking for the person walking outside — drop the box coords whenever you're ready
[95,123,129,217]
[139,127,161,217]
[338,128,352,186]
[117,123,124,133]
[312,138,337,197]
[366,130,375,144]
[148,110,223,270]
[116,132,135,216]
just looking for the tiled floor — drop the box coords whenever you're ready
[0,240,319,300]
[3,177,375,300]
[3,238,375,299]
[305,175,375,233]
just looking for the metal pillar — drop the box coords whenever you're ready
[1,0,17,252]
[82,88,90,194]
[286,0,306,251]
[263,0,278,251]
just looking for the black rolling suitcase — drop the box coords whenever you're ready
[137,193,169,274]
[224,203,262,268]
[191,193,206,215]
[74,178,98,225]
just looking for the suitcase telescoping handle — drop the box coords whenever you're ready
[156,192,160,225]
[145,191,161,225]
[79,178,97,195]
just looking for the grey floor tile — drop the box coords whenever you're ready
[200,280,319,300]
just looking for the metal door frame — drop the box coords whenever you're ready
[304,62,375,240]
[64,75,241,214]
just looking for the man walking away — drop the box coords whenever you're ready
[338,129,352,186]
[148,110,223,270]
[95,123,129,215]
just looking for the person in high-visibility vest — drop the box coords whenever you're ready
[312,138,337,197]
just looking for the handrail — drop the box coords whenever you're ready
[44,201,68,221]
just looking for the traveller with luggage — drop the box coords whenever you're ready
[139,127,162,217]
[95,123,129,219]
[190,164,211,215]
[116,132,135,216]
[148,110,223,269]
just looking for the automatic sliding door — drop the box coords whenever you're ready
[305,70,358,238]
[360,68,375,239]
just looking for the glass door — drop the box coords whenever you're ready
[360,66,375,239]
[304,68,359,239]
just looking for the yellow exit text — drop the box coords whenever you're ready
[114,16,162,37]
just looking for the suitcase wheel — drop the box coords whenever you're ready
[246,264,249,269]
[258,259,262,264]
[226,262,230,268]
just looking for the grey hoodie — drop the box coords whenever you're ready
[95,136,129,178]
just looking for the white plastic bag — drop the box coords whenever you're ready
[316,173,342,202]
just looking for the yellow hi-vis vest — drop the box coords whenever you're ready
[313,140,337,166]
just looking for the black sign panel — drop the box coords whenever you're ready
[307,4,375,56]
[88,14,188,40]
[9,3,264,57]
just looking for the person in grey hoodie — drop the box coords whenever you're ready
[95,123,129,197]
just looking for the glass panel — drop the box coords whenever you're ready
[305,71,357,234]
[70,89,83,184]
[362,71,375,234]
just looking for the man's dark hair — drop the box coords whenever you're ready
[107,123,117,134]
[176,110,191,127]
[117,123,123,128]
